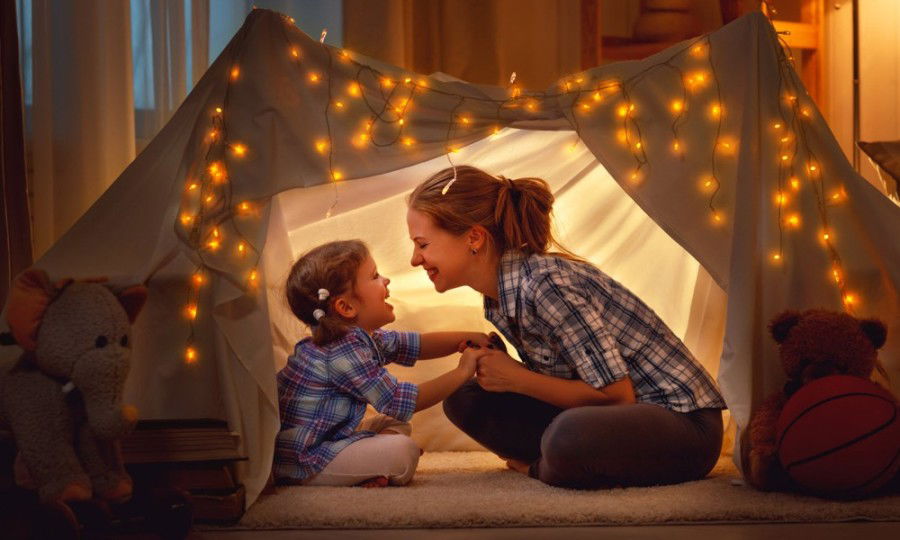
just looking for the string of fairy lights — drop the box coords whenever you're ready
[173,8,858,364]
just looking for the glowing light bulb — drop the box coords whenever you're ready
[402,137,415,147]
[230,66,240,80]
[671,100,684,113]
[616,129,628,144]
[617,105,628,118]
[774,191,788,206]
[711,211,725,225]
[335,100,345,109]
[231,143,247,157]
[237,242,247,255]
[238,201,251,214]
[215,107,222,114]
[188,182,199,191]
[348,82,361,97]
[672,140,681,152]
[634,141,642,150]
[593,91,602,102]
[180,213,193,225]
[691,44,704,57]
[186,304,198,320]
[789,177,801,190]
[208,129,219,140]
[381,77,393,88]
[331,170,343,181]
[192,272,205,287]
[832,266,842,283]
[843,293,858,307]
[352,132,369,148]
[786,213,801,228]
[773,122,782,129]
[710,103,722,119]
[781,154,789,161]
[315,140,328,154]
[185,347,197,364]
[248,269,259,287]
[770,252,782,263]
[291,47,300,58]
[308,72,320,83]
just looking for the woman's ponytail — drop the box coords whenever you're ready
[409,165,575,258]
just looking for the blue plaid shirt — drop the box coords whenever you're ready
[274,327,420,482]
[484,251,726,412]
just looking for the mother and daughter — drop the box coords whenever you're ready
[274,165,726,489]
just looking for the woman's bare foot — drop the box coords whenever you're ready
[356,476,389,488]
[505,458,530,475]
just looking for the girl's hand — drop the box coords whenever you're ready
[475,350,527,393]
[456,347,483,378]
[457,332,507,353]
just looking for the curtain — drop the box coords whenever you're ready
[29,0,136,259]
[25,0,211,258]
[343,0,582,91]
[1,0,31,305]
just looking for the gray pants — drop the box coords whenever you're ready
[444,380,723,489]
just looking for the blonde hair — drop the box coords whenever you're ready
[408,165,579,259]
[285,240,369,346]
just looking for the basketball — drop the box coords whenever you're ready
[776,375,900,498]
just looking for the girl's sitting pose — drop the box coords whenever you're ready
[275,239,491,487]
[407,165,728,489]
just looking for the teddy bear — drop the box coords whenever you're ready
[0,268,147,504]
[740,308,889,492]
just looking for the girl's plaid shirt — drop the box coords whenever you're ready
[274,326,420,482]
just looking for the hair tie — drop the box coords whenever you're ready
[440,166,458,196]
[313,308,326,321]
[317,288,330,301]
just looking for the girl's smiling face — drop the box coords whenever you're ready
[406,208,474,293]
[342,255,394,331]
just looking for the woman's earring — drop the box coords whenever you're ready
[470,247,478,255]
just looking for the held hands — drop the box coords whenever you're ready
[456,332,507,353]
[473,349,526,393]
[456,347,481,378]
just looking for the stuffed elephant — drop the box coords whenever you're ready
[0,269,147,504]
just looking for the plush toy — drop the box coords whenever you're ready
[0,269,147,504]
[741,308,894,495]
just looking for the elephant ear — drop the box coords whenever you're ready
[769,310,801,344]
[4,269,68,351]
[859,318,887,350]
[117,285,148,324]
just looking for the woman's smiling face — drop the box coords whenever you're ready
[406,208,473,293]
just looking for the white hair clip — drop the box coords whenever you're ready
[318,288,330,301]
[313,308,326,321]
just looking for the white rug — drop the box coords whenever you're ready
[234,452,900,529]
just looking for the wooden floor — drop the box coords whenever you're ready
[194,522,900,540]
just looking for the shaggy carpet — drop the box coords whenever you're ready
[234,452,900,529]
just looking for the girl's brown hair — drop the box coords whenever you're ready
[285,240,369,346]
[408,165,579,259]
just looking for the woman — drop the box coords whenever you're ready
[406,165,726,489]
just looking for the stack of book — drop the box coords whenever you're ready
[122,418,247,524]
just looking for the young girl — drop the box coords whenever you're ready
[275,239,493,487]
[406,165,727,489]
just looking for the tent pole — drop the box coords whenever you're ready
[852,0,860,172]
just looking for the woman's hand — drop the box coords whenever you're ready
[475,350,527,393]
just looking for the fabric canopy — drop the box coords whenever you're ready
[6,9,898,508]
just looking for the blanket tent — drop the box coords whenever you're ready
[10,9,899,507]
